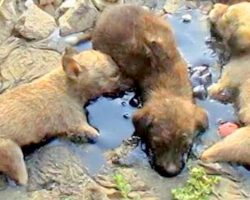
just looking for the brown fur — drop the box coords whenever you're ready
[0,49,127,185]
[92,4,179,87]
[202,60,250,164]
[209,2,250,54]
[201,126,250,164]
[208,54,250,101]
[133,59,208,176]
[92,5,208,177]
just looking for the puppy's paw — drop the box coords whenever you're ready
[200,150,217,163]
[208,83,223,97]
[79,124,100,141]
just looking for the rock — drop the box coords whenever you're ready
[95,168,160,200]
[0,38,60,93]
[0,0,24,44]
[58,0,99,36]
[161,0,185,14]
[182,14,192,22]
[34,0,63,16]
[26,141,91,193]
[218,122,239,137]
[124,0,164,10]
[91,0,123,11]
[199,162,250,200]
[193,85,207,99]
[54,0,76,18]
[190,65,212,88]
[15,4,56,40]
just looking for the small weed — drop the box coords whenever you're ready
[113,171,141,200]
[171,166,221,200]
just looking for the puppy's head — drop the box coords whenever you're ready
[133,99,208,177]
[62,48,132,97]
[209,3,228,24]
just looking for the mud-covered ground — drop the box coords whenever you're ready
[1,0,250,200]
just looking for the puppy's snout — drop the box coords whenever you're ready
[154,160,185,177]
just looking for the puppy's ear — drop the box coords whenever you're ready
[132,108,153,138]
[144,40,167,69]
[62,48,81,80]
[195,107,208,132]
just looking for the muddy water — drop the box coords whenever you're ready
[0,7,248,200]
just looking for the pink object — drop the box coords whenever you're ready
[218,122,239,137]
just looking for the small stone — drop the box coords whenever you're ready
[58,0,98,36]
[193,85,207,100]
[218,122,239,137]
[129,97,140,108]
[200,72,212,86]
[15,4,56,40]
[190,71,202,87]
[123,114,130,119]
[182,14,192,23]
[121,101,127,106]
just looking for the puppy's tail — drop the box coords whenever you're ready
[64,32,92,46]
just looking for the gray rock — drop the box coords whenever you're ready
[26,141,91,193]
[15,4,56,40]
[0,38,60,93]
[59,0,99,36]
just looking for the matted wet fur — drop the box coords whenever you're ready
[0,49,128,185]
[92,4,208,177]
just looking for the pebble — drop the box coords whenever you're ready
[129,97,141,108]
[193,85,207,100]
[182,14,192,22]
[123,114,130,119]
[218,122,239,137]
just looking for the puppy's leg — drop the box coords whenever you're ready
[0,138,28,185]
[208,72,231,98]
[75,123,100,140]
[238,79,250,124]
[201,127,250,165]
[67,113,100,140]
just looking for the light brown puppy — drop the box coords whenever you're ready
[209,2,250,53]
[202,64,250,164]
[0,49,126,185]
[208,54,250,101]
[201,126,250,165]
[202,79,250,164]
[92,4,208,177]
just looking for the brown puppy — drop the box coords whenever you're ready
[92,4,179,86]
[209,2,250,54]
[202,78,250,164]
[92,4,208,177]
[133,66,208,176]
[0,49,126,185]
[208,54,250,101]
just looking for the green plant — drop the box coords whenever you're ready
[113,171,141,200]
[171,166,220,200]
